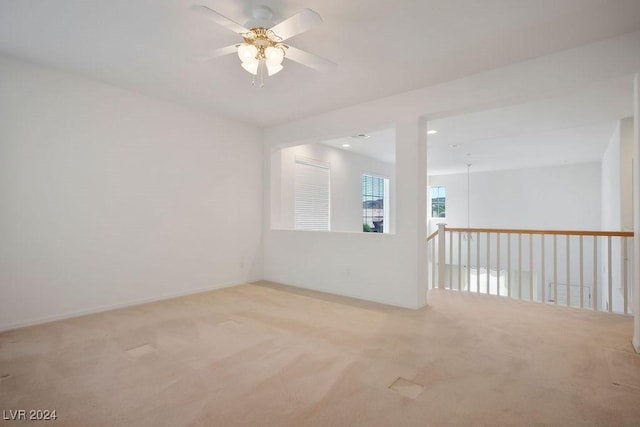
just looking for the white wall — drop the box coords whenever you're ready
[428,163,603,308]
[600,118,634,312]
[429,162,601,231]
[0,55,263,330]
[602,117,634,232]
[271,142,395,233]
[601,122,623,312]
[602,122,622,231]
[262,33,640,311]
[264,120,427,309]
[620,117,634,231]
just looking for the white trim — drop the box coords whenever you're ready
[0,280,245,332]
[362,173,390,234]
[265,278,424,309]
[362,171,390,180]
[294,155,330,169]
[429,185,447,219]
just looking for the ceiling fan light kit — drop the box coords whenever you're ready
[237,28,286,80]
[191,4,336,87]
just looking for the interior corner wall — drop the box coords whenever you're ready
[601,123,625,312]
[620,117,634,231]
[0,55,264,330]
[273,142,395,233]
[601,117,633,233]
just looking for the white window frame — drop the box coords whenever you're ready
[430,185,446,219]
[362,173,390,234]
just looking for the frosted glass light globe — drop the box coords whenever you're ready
[264,46,285,65]
[241,60,259,75]
[266,63,283,76]
[237,43,258,63]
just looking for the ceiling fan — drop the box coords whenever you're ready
[191,4,337,86]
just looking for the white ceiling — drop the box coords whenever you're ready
[316,75,634,174]
[320,128,396,164]
[426,75,635,175]
[1,0,640,127]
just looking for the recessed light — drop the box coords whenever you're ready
[351,133,370,139]
[449,144,458,148]
[342,143,351,148]
[427,130,438,135]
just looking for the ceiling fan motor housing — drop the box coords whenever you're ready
[251,5,273,23]
[243,28,284,59]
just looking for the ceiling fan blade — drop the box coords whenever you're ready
[270,9,322,41]
[284,46,337,73]
[190,5,250,35]
[191,45,239,62]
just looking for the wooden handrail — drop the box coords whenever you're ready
[443,227,634,237]
[426,225,634,314]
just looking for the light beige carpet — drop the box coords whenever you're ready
[1,281,639,426]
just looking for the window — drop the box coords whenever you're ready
[294,158,330,230]
[431,186,446,218]
[362,174,389,233]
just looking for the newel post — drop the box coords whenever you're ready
[438,223,446,289]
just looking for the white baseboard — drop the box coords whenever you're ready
[262,277,421,309]
[0,280,245,332]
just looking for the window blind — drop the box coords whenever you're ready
[294,158,330,230]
